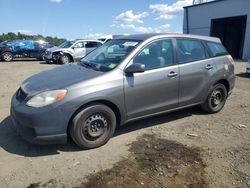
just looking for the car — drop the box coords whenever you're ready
[11,33,235,149]
[98,35,124,43]
[247,59,250,75]
[44,39,103,64]
[0,39,53,62]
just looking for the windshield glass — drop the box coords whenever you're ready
[0,40,12,46]
[59,41,74,48]
[80,39,141,72]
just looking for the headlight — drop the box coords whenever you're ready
[26,89,67,108]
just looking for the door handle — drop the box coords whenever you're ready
[168,71,178,78]
[205,64,213,70]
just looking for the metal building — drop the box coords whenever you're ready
[183,0,250,59]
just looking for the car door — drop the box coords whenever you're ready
[176,38,217,106]
[85,42,98,55]
[124,39,179,120]
[72,42,86,60]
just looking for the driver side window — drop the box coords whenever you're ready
[74,42,84,48]
[133,39,173,70]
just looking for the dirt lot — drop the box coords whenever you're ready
[0,60,249,188]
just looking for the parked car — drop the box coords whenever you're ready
[98,35,123,43]
[0,39,53,62]
[44,39,103,64]
[247,59,250,75]
[11,33,235,149]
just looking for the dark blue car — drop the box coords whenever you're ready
[0,39,53,62]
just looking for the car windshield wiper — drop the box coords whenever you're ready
[81,61,100,71]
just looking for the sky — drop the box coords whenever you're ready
[0,0,194,39]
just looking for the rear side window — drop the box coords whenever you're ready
[85,42,97,48]
[177,39,206,64]
[206,42,228,57]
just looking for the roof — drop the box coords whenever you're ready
[184,0,226,9]
[118,33,221,43]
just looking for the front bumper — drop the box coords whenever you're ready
[10,92,73,145]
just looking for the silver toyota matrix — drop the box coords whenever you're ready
[11,34,235,149]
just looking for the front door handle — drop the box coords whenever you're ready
[205,64,213,70]
[168,71,178,78]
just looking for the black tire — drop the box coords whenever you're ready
[1,52,13,62]
[70,104,117,149]
[59,54,71,64]
[201,83,228,113]
[37,52,45,61]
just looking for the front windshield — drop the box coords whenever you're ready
[59,41,74,48]
[0,40,11,46]
[80,39,141,72]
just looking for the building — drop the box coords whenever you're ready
[183,0,250,59]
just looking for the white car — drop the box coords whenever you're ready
[44,39,103,64]
[98,35,123,43]
[247,59,250,74]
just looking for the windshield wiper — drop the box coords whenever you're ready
[81,61,100,71]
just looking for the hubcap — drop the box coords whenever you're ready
[211,89,224,107]
[82,113,109,141]
[62,56,69,63]
[3,53,12,61]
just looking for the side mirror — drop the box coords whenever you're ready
[125,63,145,75]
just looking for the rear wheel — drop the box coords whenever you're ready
[59,54,71,64]
[70,104,116,149]
[1,52,13,62]
[201,83,228,113]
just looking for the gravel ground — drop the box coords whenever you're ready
[0,60,249,188]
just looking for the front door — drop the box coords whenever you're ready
[124,39,179,120]
[73,42,86,60]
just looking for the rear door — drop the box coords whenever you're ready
[124,39,179,120]
[176,38,217,106]
[85,42,99,55]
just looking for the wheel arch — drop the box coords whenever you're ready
[67,99,122,133]
[214,79,230,93]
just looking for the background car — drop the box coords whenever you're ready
[0,39,53,62]
[44,39,103,64]
[98,35,123,43]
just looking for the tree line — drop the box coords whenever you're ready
[0,32,66,46]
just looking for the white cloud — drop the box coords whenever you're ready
[114,10,149,24]
[149,0,192,20]
[84,33,104,39]
[14,29,33,35]
[49,0,63,3]
[119,23,171,34]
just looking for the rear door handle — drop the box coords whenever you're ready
[205,64,213,70]
[168,71,178,78]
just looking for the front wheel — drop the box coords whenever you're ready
[1,52,13,62]
[201,83,228,113]
[59,54,71,64]
[70,104,117,149]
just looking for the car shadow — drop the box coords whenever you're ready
[236,72,250,78]
[0,107,204,157]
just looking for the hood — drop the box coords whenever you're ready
[47,46,71,53]
[21,63,104,95]
[46,46,60,52]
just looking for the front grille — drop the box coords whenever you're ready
[45,51,51,56]
[16,88,28,102]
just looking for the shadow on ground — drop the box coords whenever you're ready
[0,107,204,157]
[236,72,250,78]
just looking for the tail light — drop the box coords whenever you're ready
[227,55,234,65]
